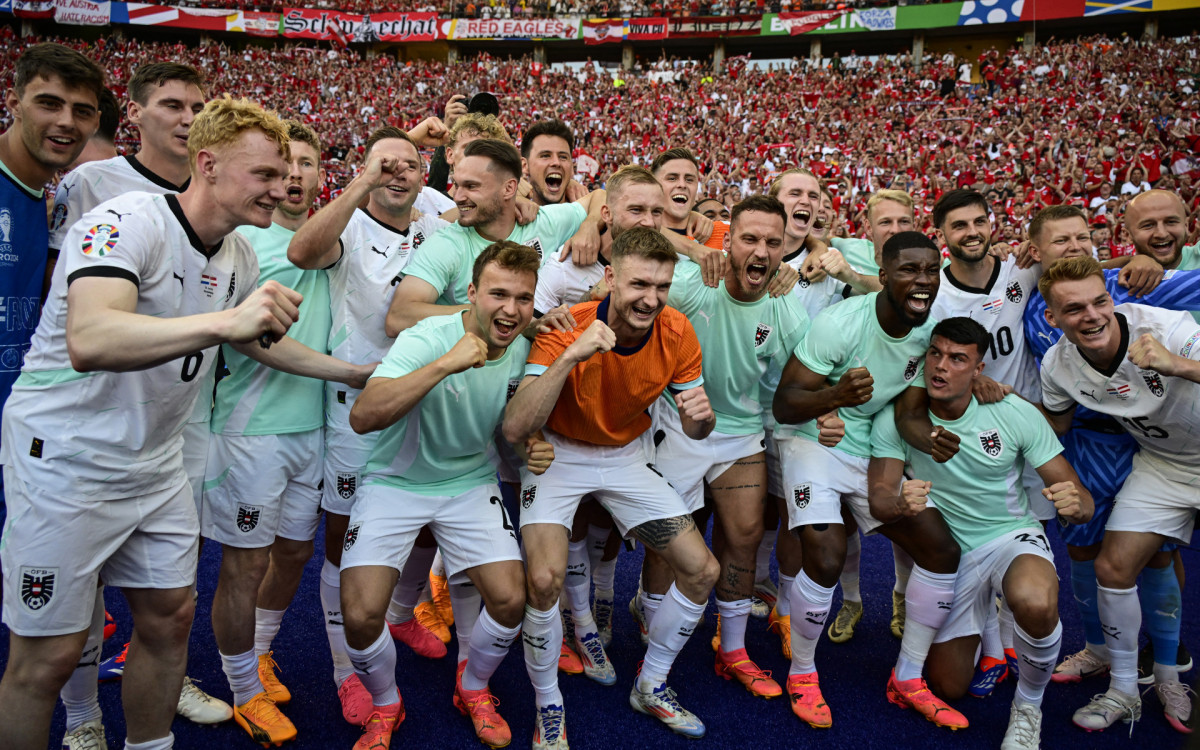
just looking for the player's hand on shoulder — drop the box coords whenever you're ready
[833,366,874,408]
[686,212,714,243]
[525,434,555,475]
[566,319,616,361]
[563,219,601,267]
[1014,239,1036,269]
[898,479,931,517]
[226,280,302,345]
[1127,332,1176,373]
[769,262,800,297]
[675,386,714,424]
[514,195,540,226]
[816,410,845,447]
[690,243,728,287]
[442,332,488,372]
[971,374,1011,404]
[1119,254,1165,297]
[566,179,589,203]
[930,425,961,463]
[530,304,577,337]
[1044,481,1089,523]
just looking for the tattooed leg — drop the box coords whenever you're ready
[709,453,768,602]
[633,515,718,605]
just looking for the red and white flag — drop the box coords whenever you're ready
[776,10,846,35]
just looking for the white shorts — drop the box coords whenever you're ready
[765,427,784,499]
[935,526,1054,643]
[1021,459,1055,522]
[1,466,198,637]
[1108,452,1200,545]
[323,390,376,515]
[650,397,765,513]
[201,430,324,547]
[182,420,210,514]
[340,482,520,578]
[518,429,690,538]
[776,434,881,533]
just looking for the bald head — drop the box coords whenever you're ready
[1125,189,1188,268]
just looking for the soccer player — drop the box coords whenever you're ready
[202,120,373,745]
[287,125,451,725]
[772,231,963,730]
[503,227,720,745]
[648,194,808,698]
[520,120,584,206]
[1039,256,1200,733]
[833,189,917,277]
[0,96,316,750]
[871,317,1092,749]
[1022,204,1200,693]
[1124,190,1200,316]
[341,241,550,750]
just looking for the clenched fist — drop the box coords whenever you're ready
[442,332,487,373]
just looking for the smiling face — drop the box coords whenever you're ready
[865,198,915,260]
[1044,275,1118,360]
[205,128,289,229]
[654,157,700,225]
[129,78,206,165]
[523,133,573,205]
[602,181,666,242]
[812,192,835,242]
[925,335,985,403]
[453,153,516,230]
[881,245,941,328]
[7,73,99,176]
[1031,215,1091,266]
[1126,191,1188,269]
[604,255,674,339]
[467,262,536,355]
[938,203,993,264]
[368,137,423,217]
[774,172,820,241]
[723,209,784,302]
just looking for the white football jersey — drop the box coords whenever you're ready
[533,246,606,315]
[49,155,186,251]
[932,256,1041,400]
[1,192,257,500]
[1041,303,1200,486]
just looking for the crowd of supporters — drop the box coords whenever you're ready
[1,25,1197,256]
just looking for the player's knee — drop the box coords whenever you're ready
[804,547,844,588]
[1008,586,1059,638]
[137,593,196,648]
[487,589,526,629]
[342,604,385,649]
[924,542,960,576]
[525,566,563,610]
[271,538,314,572]
[683,550,721,593]
[1093,552,1135,589]
[6,644,81,694]
[925,664,968,702]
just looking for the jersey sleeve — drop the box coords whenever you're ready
[793,306,846,376]
[1039,349,1077,414]
[668,318,704,391]
[538,203,588,250]
[665,259,705,316]
[533,256,568,315]
[372,324,446,381]
[48,169,87,251]
[869,403,908,460]
[1007,396,1064,468]
[526,327,575,377]
[399,229,460,295]
[1160,309,1200,361]
[62,204,156,288]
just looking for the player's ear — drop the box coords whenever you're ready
[503,177,518,202]
[520,157,530,180]
[1028,242,1042,264]
[722,225,731,254]
[600,202,612,227]
[604,263,615,288]
[467,282,477,305]
[195,148,218,181]
[1043,304,1058,330]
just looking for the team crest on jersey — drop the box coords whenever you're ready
[507,378,521,401]
[20,567,56,611]
[336,473,357,499]
[797,277,810,289]
[51,202,69,231]
[1142,370,1165,397]
[1005,280,1023,304]
[343,524,360,551]
[413,230,426,249]
[81,224,119,257]
[903,356,920,381]
[236,505,262,533]
[527,238,544,262]
[755,323,773,347]
[792,483,811,509]
[225,271,237,302]
[521,485,537,509]
[978,429,1003,457]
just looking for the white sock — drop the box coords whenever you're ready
[522,605,563,707]
[894,566,956,682]
[1014,621,1061,708]
[430,548,446,577]
[892,543,913,594]
[755,529,777,582]
[592,560,617,596]
[450,581,483,665]
[320,559,353,686]
[586,524,609,573]
[564,539,598,641]
[775,574,795,617]
[716,598,752,653]
[639,583,705,690]
[254,608,286,656]
[639,590,664,630]
[62,588,105,731]
[840,532,862,603]
[789,570,833,675]
[346,628,398,707]
[463,608,520,691]
[388,544,436,625]
[998,600,1016,651]
[221,648,264,706]
[123,734,174,750]
[980,598,1004,661]
[1098,584,1141,695]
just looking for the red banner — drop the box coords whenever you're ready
[626,16,668,41]
[582,19,623,45]
[124,3,230,30]
[13,0,56,18]
[777,10,847,35]
[280,8,438,43]
[669,14,760,38]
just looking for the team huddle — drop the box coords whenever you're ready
[2,42,1200,750]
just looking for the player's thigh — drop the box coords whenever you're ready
[647,397,710,512]
[321,422,373,516]
[202,433,295,548]
[181,420,210,514]
[1095,529,1170,588]
[104,482,199,596]
[339,484,427,574]
[276,431,324,544]
[0,467,128,637]
[431,484,522,581]
[709,450,769,542]
[877,507,960,574]
[516,433,597,533]
[775,434,864,531]
[1001,553,1059,631]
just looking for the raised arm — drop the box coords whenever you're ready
[232,335,375,390]
[773,354,873,427]
[288,151,396,269]
[385,275,468,337]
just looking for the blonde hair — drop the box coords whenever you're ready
[606,165,660,200]
[866,189,914,220]
[449,112,511,149]
[188,95,290,168]
[768,168,819,198]
[1038,255,1105,305]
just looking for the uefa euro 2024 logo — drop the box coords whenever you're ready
[0,208,12,244]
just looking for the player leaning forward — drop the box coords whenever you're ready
[0,98,366,750]
[504,227,721,747]
[341,241,554,750]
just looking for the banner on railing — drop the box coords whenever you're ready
[13,0,55,17]
[280,9,438,42]
[115,3,231,30]
[626,16,668,40]
[54,0,109,25]
[670,14,760,37]
[225,9,278,36]
[582,18,622,44]
[442,16,580,40]
[775,10,847,34]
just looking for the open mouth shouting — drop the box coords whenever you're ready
[670,193,690,211]
[285,184,306,204]
[543,171,565,197]
[492,315,519,341]
[629,301,658,324]
[1077,321,1107,343]
[791,206,812,232]
[906,290,932,318]
[746,261,770,287]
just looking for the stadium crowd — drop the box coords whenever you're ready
[2,27,1197,253]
